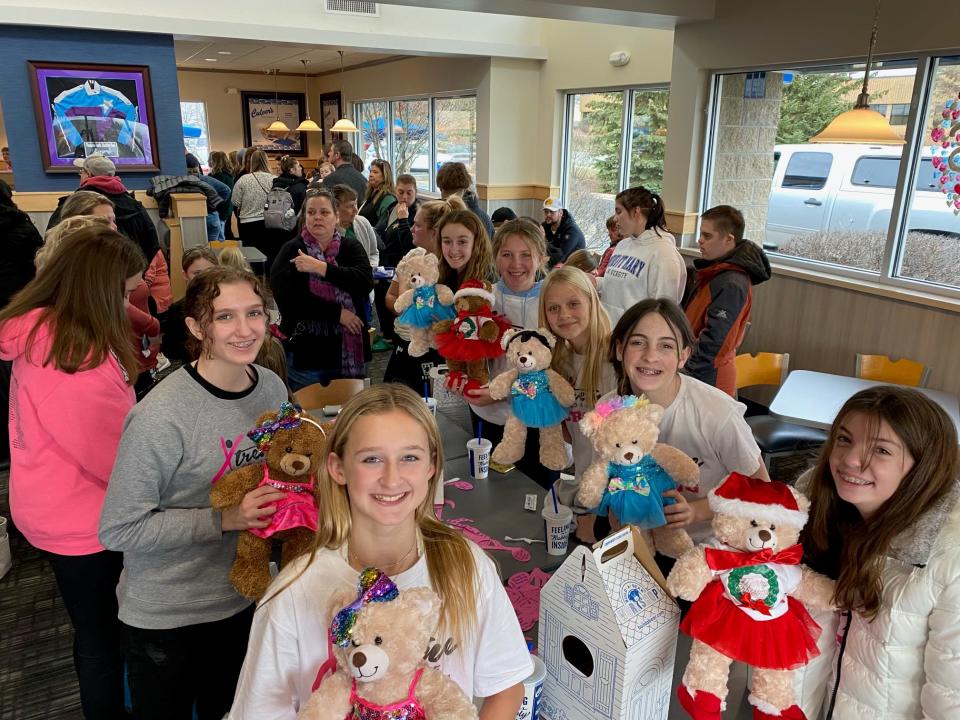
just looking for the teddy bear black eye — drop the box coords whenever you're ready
[286,446,294,453]
[615,442,621,448]
[770,524,776,530]
[750,520,758,527]
[374,636,383,645]
[632,439,638,445]
[351,639,359,648]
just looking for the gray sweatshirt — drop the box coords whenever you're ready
[99,363,287,629]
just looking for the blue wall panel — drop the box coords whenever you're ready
[0,25,185,191]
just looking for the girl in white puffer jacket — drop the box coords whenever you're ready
[797,386,959,720]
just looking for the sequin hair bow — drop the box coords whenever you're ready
[331,568,400,647]
[593,394,649,419]
[247,402,326,452]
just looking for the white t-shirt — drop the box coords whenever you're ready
[229,542,533,719]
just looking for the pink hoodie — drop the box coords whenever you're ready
[0,308,135,555]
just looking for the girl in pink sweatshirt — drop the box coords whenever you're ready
[0,225,145,720]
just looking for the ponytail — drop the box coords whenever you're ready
[615,186,668,236]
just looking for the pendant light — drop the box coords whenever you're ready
[296,59,322,132]
[330,51,359,134]
[810,0,904,145]
[266,69,290,133]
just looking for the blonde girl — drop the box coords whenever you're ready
[218,245,252,273]
[436,208,494,292]
[231,384,532,719]
[539,266,616,541]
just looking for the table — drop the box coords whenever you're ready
[770,370,960,433]
[436,410,473,462]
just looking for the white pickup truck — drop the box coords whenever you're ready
[764,143,957,248]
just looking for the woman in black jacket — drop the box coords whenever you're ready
[0,180,43,307]
[358,158,397,228]
[272,155,308,215]
[270,188,373,390]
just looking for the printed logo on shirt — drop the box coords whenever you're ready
[712,309,729,320]
[211,434,265,484]
[606,254,647,278]
[423,635,458,666]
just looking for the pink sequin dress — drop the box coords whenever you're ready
[247,467,318,539]
[347,668,426,720]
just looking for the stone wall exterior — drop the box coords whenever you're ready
[709,72,783,245]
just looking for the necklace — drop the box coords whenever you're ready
[348,539,418,574]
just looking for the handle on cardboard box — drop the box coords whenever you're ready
[592,526,634,569]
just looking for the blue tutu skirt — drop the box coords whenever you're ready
[509,370,568,428]
[595,457,676,529]
[397,287,456,328]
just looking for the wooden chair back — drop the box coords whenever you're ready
[292,379,364,411]
[855,354,930,388]
[735,352,790,390]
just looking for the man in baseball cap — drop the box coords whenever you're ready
[73,153,117,178]
[542,196,585,267]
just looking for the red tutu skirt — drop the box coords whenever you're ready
[434,318,510,362]
[680,579,821,670]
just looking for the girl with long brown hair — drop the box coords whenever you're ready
[231,384,532,719]
[798,386,959,720]
[0,225,145,719]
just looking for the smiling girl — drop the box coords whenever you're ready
[99,266,288,719]
[437,208,494,292]
[608,298,768,543]
[797,387,959,720]
[231,384,532,719]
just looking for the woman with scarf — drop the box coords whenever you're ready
[271,188,373,391]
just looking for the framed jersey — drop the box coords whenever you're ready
[28,61,160,173]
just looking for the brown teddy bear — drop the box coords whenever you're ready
[667,473,836,720]
[432,279,511,394]
[210,402,329,601]
[487,328,575,470]
[393,248,455,357]
[298,568,479,720]
[575,394,700,558]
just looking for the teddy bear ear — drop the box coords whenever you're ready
[501,328,518,351]
[640,402,664,425]
[327,588,358,621]
[789,486,811,515]
[580,410,602,438]
[399,587,441,624]
[539,328,557,349]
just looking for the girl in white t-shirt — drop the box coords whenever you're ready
[230,384,532,719]
[607,298,769,543]
[539,266,616,543]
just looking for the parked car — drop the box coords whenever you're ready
[765,143,957,248]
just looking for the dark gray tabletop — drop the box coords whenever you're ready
[437,411,473,461]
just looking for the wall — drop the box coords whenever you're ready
[0,25,186,191]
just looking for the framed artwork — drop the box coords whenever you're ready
[319,91,343,149]
[241,91,308,156]
[28,61,160,173]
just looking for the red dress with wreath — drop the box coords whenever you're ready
[434,306,511,362]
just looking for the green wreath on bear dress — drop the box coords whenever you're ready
[726,564,779,615]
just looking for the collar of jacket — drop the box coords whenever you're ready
[888,480,960,566]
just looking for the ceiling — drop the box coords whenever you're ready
[174,38,404,75]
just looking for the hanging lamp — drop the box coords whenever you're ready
[330,51,359,133]
[266,69,291,133]
[810,0,904,145]
[296,60,322,132]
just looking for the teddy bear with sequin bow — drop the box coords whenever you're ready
[576,394,700,558]
[298,568,478,720]
[487,328,575,471]
[210,402,329,601]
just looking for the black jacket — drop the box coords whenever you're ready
[543,210,586,267]
[0,206,43,307]
[270,235,374,373]
[462,190,495,241]
[322,164,368,204]
[359,191,397,231]
[146,175,223,220]
[272,173,309,216]
[378,200,420,268]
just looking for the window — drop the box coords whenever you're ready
[781,152,832,189]
[561,87,669,250]
[703,54,960,295]
[180,101,210,166]
[354,94,475,193]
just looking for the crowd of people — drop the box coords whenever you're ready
[0,134,956,720]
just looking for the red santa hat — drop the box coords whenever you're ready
[707,473,808,527]
[453,279,494,305]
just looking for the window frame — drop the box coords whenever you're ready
[353,90,476,193]
[700,52,960,300]
[179,100,210,166]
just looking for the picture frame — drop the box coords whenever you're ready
[319,91,343,149]
[241,91,309,157]
[28,61,160,173]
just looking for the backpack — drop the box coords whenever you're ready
[263,187,297,232]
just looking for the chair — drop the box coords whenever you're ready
[855,353,930,388]
[736,352,828,472]
[292,379,364,413]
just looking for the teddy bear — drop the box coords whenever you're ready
[487,328,575,470]
[210,402,329,601]
[393,248,456,357]
[575,394,700,558]
[667,472,836,720]
[432,279,511,393]
[298,568,479,720]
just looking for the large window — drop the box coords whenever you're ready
[180,101,210,166]
[702,55,960,294]
[354,94,476,193]
[561,87,669,250]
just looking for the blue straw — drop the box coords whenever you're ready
[551,485,559,514]
[423,381,430,403]
[476,421,483,443]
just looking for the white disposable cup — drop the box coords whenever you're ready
[424,397,438,416]
[515,655,546,720]
[542,504,573,556]
[466,438,492,480]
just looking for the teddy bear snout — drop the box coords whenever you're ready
[624,451,635,462]
[279,453,311,476]
[747,527,777,550]
[352,651,366,668]
[409,274,424,287]
[758,529,771,542]
[518,354,531,366]
[349,644,390,682]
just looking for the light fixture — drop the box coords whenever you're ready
[810,0,904,145]
[330,51,359,134]
[296,59,322,132]
[266,68,290,133]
